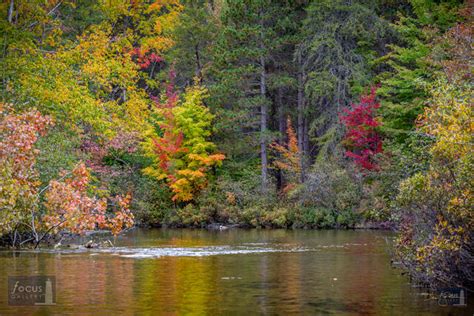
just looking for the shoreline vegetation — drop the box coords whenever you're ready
[1,0,472,293]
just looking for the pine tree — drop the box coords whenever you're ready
[297,0,386,160]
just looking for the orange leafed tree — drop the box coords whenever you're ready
[270,117,301,194]
[43,162,134,237]
[0,104,134,247]
[144,77,224,202]
[0,104,53,236]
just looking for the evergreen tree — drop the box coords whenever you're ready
[209,0,292,191]
[297,0,387,161]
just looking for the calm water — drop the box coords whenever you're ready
[0,229,471,315]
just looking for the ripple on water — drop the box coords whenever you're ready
[17,245,317,259]
[12,242,372,259]
[95,245,314,258]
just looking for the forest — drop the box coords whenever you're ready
[0,0,472,293]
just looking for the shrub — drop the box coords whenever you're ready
[291,160,362,224]
[262,207,289,228]
[394,78,473,289]
[176,204,209,227]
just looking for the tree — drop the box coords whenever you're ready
[396,77,472,288]
[297,0,387,161]
[168,0,219,86]
[376,0,463,144]
[144,78,224,202]
[42,162,134,237]
[270,117,301,194]
[395,10,473,288]
[0,104,134,246]
[339,87,383,171]
[0,104,53,237]
[210,0,296,192]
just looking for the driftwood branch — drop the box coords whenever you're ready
[34,219,66,249]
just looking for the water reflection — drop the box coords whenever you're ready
[0,229,472,315]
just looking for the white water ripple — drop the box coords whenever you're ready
[94,245,313,259]
[16,243,370,259]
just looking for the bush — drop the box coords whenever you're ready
[322,212,336,228]
[394,78,473,289]
[133,177,174,226]
[291,160,362,226]
[242,206,264,227]
[262,207,289,228]
[336,210,359,227]
[176,204,211,227]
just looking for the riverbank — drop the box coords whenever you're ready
[140,220,396,231]
[135,201,394,231]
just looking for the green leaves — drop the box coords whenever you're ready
[299,0,386,156]
[376,0,462,144]
[144,84,224,202]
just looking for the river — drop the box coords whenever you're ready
[0,229,471,315]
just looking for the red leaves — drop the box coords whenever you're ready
[0,104,53,200]
[81,131,139,176]
[151,79,187,175]
[0,104,134,239]
[153,131,186,173]
[339,87,383,171]
[43,162,134,236]
[130,47,163,69]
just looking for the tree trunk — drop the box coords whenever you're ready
[276,87,285,191]
[297,52,306,182]
[8,0,14,23]
[277,87,286,142]
[303,116,309,171]
[260,54,268,192]
[194,44,203,84]
[259,11,268,192]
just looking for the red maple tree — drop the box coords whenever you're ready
[130,47,163,70]
[150,71,187,179]
[339,87,383,171]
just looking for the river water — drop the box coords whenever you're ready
[0,229,471,315]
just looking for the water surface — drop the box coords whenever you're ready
[0,229,471,315]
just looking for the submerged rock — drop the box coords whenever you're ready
[84,239,114,249]
[207,223,239,231]
[85,240,99,248]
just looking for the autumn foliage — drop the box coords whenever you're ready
[0,104,53,236]
[395,78,473,288]
[43,163,134,236]
[148,76,187,176]
[131,47,163,70]
[270,117,301,194]
[0,104,133,244]
[395,15,473,285]
[339,87,383,171]
[144,77,224,202]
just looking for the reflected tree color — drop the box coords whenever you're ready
[0,229,471,315]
